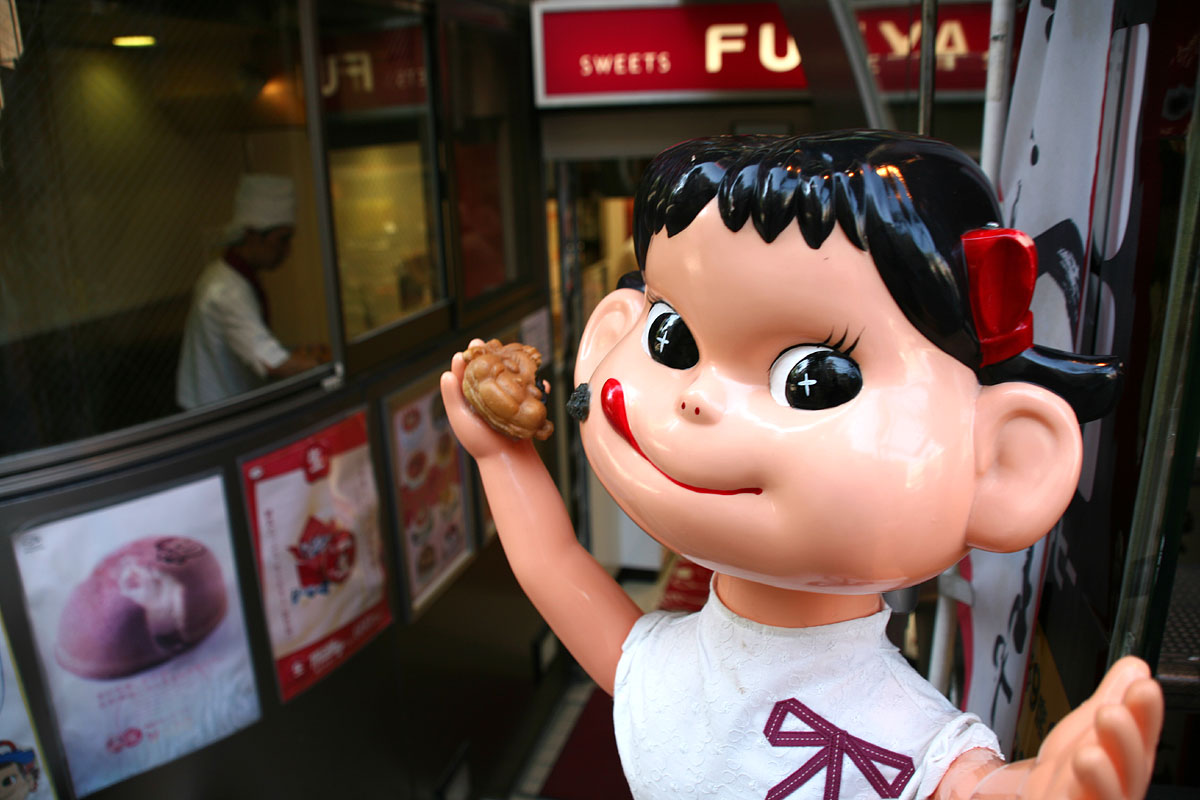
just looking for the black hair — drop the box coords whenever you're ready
[630,130,1120,422]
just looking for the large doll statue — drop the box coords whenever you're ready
[442,132,1162,799]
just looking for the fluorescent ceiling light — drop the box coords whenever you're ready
[112,35,156,47]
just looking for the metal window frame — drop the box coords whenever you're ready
[440,1,548,333]
[1109,57,1200,665]
[316,0,458,375]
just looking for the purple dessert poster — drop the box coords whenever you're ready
[0,614,57,800]
[12,475,260,797]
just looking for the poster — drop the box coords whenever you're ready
[0,614,56,800]
[11,475,260,797]
[388,381,474,612]
[241,410,392,701]
[999,0,1119,352]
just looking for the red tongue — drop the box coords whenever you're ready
[599,377,761,496]
[601,378,636,449]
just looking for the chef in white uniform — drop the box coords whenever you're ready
[176,174,325,409]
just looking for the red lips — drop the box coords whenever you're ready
[600,378,761,496]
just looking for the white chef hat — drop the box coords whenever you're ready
[225,173,296,241]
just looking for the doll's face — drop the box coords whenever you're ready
[578,203,984,593]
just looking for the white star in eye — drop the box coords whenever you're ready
[656,328,672,350]
[796,372,817,396]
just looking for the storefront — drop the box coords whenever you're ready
[1,0,1198,798]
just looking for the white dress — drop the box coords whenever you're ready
[176,260,290,409]
[613,591,1000,799]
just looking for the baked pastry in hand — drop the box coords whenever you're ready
[461,339,554,441]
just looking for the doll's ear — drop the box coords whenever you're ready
[965,383,1083,552]
[574,288,644,386]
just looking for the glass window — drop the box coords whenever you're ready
[319,4,441,342]
[0,0,329,457]
[444,16,535,303]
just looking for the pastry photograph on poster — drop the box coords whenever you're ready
[0,614,56,800]
[388,381,474,612]
[11,474,260,798]
[241,409,392,702]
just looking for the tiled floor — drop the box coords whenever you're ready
[507,574,663,800]
[508,676,598,800]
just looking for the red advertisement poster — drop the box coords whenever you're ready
[388,381,474,613]
[241,411,392,701]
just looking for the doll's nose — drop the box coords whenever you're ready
[677,377,724,424]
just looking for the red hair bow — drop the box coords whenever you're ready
[962,227,1037,366]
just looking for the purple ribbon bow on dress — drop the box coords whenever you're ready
[763,699,916,800]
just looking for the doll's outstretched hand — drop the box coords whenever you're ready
[1018,656,1161,799]
[941,656,1162,800]
[440,340,538,462]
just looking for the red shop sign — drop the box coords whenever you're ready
[533,0,991,107]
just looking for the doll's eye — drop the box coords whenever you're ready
[642,301,699,369]
[768,346,862,410]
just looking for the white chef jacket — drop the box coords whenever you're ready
[613,591,1001,799]
[176,259,290,409]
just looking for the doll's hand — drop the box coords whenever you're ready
[1021,656,1161,800]
[956,656,1162,800]
[440,341,536,461]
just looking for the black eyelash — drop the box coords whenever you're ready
[771,329,861,367]
[846,332,862,355]
[818,328,862,355]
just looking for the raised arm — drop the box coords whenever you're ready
[441,346,643,694]
[935,656,1163,800]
